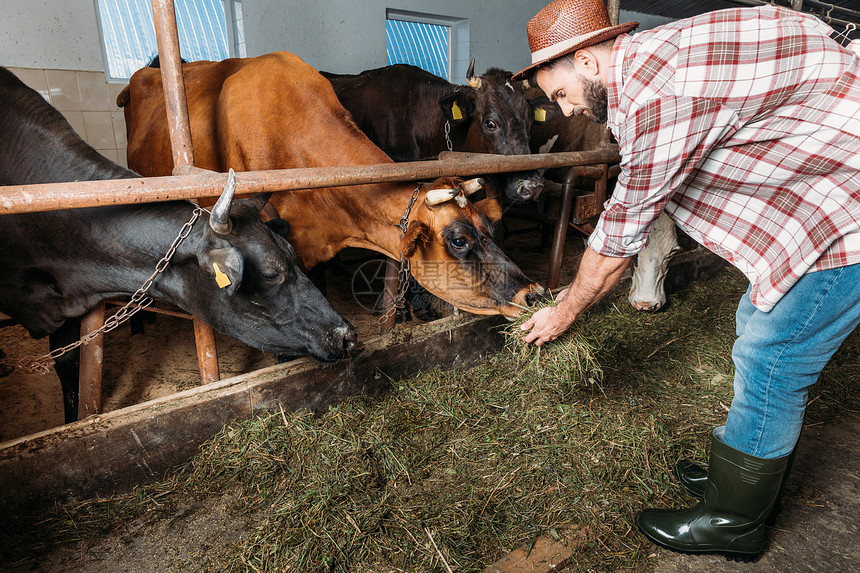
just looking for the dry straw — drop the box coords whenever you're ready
[500,297,604,388]
[4,268,859,572]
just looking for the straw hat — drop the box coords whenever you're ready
[513,0,638,80]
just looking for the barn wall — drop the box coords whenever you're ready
[0,1,654,166]
[1,2,667,76]
[240,0,547,80]
[240,1,649,81]
[0,1,105,71]
[1,1,127,166]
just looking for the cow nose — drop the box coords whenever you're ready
[343,328,358,354]
[525,291,544,306]
[632,301,662,312]
[518,180,544,201]
[517,184,532,201]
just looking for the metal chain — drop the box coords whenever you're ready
[444,120,453,152]
[13,206,205,375]
[378,184,422,326]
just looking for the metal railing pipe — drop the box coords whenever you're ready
[151,0,195,170]
[0,147,621,216]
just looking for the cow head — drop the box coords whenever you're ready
[440,60,552,202]
[628,213,680,312]
[179,172,356,361]
[399,177,545,318]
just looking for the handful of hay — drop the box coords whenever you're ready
[501,299,603,387]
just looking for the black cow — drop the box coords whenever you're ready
[322,60,551,201]
[0,66,356,423]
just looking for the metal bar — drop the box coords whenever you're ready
[78,302,105,419]
[151,0,195,170]
[607,0,621,27]
[0,147,621,216]
[151,1,220,386]
[726,0,859,28]
[547,167,583,290]
[193,317,220,384]
[804,0,860,22]
[105,300,194,319]
[379,258,400,334]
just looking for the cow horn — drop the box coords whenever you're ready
[424,188,459,207]
[466,58,481,90]
[209,168,236,235]
[459,178,485,196]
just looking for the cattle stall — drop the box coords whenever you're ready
[0,0,730,530]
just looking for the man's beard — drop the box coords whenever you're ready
[581,77,608,124]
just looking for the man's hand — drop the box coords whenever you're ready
[520,304,574,346]
[519,248,632,346]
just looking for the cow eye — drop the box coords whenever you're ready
[450,237,469,250]
[485,120,498,131]
[260,271,285,286]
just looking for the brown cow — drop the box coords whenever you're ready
[118,51,543,318]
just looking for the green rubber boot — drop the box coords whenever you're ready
[637,428,790,560]
[675,458,708,498]
[675,441,798,527]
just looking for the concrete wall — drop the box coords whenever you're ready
[0,1,657,159]
[240,0,546,80]
[0,1,105,71]
[0,2,659,79]
[240,2,651,81]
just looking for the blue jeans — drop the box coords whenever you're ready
[724,263,860,459]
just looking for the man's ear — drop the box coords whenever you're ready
[473,198,503,224]
[201,247,244,297]
[400,221,430,259]
[440,91,475,125]
[574,48,601,77]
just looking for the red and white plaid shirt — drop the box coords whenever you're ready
[591,5,860,311]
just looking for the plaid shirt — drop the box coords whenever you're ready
[591,5,860,311]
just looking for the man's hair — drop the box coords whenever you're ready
[527,38,615,85]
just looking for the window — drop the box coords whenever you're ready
[386,10,469,83]
[386,19,449,79]
[95,0,234,81]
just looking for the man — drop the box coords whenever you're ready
[516,0,860,561]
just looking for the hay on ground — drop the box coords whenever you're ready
[3,267,859,572]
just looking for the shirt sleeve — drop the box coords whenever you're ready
[589,95,740,257]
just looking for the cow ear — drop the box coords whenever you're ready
[400,221,430,259]
[473,198,503,224]
[203,247,244,296]
[528,95,562,124]
[265,217,291,238]
[440,92,474,124]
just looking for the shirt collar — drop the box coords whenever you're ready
[608,34,632,133]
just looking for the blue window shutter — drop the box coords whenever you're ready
[386,19,449,80]
[97,0,229,80]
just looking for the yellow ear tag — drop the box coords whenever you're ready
[451,101,463,120]
[534,106,547,122]
[213,262,232,288]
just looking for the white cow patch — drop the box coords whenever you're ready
[538,134,559,155]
